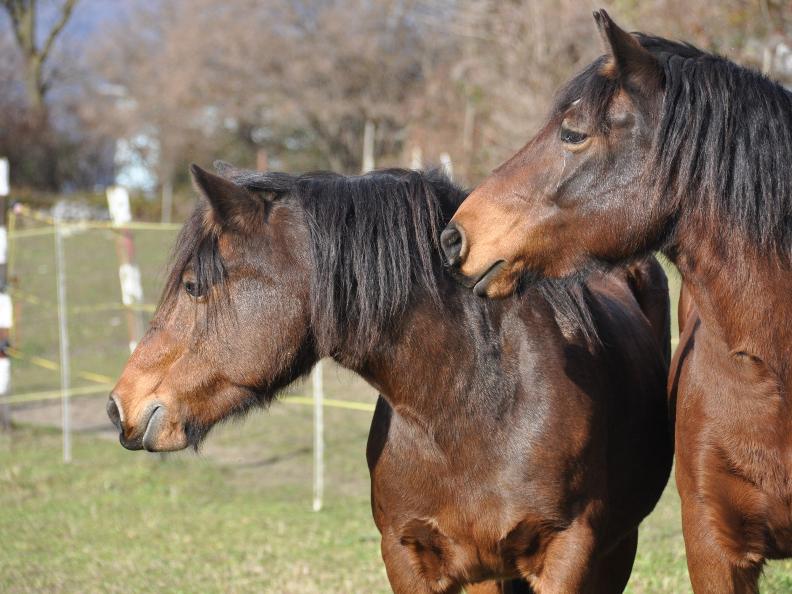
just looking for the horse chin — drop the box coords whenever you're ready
[140,405,190,452]
[474,261,520,299]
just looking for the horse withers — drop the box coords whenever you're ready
[108,164,672,593]
[444,9,792,593]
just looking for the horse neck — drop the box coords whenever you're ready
[673,232,792,372]
[348,290,518,434]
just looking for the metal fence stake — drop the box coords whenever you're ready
[312,360,324,512]
[55,220,71,463]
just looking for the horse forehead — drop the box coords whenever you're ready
[607,88,634,113]
[490,133,560,190]
[217,232,244,255]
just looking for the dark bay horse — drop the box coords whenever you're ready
[444,9,792,593]
[107,164,672,593]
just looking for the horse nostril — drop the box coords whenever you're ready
[106,394,123,431]
[441,223,465,266]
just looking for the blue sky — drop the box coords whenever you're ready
[0,0,129,45]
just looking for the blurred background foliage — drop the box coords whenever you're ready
[1,0,790,220]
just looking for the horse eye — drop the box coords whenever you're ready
[560,127,589,145]
[184,280,200,297]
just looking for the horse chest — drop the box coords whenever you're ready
[678,329,792,556]
[396,508,558,585]
[371,419,567,584]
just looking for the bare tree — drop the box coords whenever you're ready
[84,0,791,199]
[90,0,440,180]
[1,0,78,112]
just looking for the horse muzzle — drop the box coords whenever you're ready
[107,394,188,452]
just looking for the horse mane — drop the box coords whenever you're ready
[558,35,792,259]
[292,168,453,361]
[162,167,599,362]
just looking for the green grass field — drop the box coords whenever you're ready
[3,221,792,592]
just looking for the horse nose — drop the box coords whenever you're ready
[441,223,465,267]
[106,393,123,431]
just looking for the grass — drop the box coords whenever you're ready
[4,409,792,593]
[10,225,176,396]
[0,423,387,594]
[4,223,792,592]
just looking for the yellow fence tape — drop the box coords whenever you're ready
[11,226,56,238]
[2,347,376,412]
[1,386,377,412]
[1,384,114,405]
[13,205,183,231]
[7,346,115,384]
[283,396,376,413]
[12,288,157,314]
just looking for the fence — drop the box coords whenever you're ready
[2,200,376,510]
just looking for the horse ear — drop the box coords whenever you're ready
[213,160,241,177]
[593,10,662,93]
[190,163,263,231]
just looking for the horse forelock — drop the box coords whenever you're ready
[158,203,229,324]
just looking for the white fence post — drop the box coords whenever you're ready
[312,360,324,512]
[362,120,376,174]
[0,157,12,431]
[54,218,71,463]
[0,158,8,198]
[107,186,144,352]
[410,146,423,170]
[440,152,454,181]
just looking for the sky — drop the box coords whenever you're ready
[0,0,129,45]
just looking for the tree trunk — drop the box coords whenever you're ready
[23,55,45,114]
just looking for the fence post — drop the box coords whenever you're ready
[160,178,173,225]
[256,149,269,171]
[312,359,324,512]
[54,217,72,463]
[440,152,454,181]
[410,146,423,170]
[0,157,11,431]
[362,120,376,173]
[107,186,145,352]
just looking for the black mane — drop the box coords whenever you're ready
[164,168,598,362]
[256,168,457,361]
[558,35,792,258]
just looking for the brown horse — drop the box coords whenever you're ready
[444,9,792,593]
[107,164,672,593]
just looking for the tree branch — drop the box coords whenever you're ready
[39,0,77,62]
[1,0,27,51]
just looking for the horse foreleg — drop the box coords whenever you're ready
[522,518,597,594]
[587,529,638,593]
[679,487,763,594]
